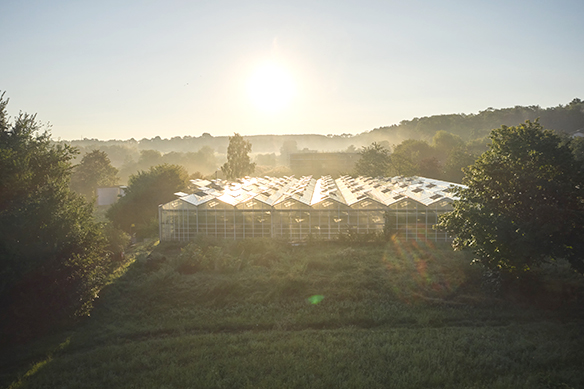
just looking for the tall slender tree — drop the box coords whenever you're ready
[221,133,256,180]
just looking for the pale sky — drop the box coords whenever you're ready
[1,0,583,140]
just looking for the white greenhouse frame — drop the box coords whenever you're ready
[159,175,462,242]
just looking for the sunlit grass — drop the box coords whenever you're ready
[4,238,583,388]
[13,324,584,389]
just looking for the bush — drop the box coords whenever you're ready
[496,259,584,308]
[175,244,241,274]
[336,230,386,246]
[106,164,189,238]
[103,223,130,261]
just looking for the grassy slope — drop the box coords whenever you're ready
[3,238,584,389]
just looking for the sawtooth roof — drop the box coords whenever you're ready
[168,176,463,209]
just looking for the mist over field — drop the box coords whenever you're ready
[62,100,584,183]
[2,0,584,385]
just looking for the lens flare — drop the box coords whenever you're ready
[307,295,325,304]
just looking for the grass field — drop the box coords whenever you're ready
[2,237,583,388]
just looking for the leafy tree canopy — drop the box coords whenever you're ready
[0,93,118,339]
[443,148,477,183]
[221,133,256,180]
[389,139,434,176]
[354,142,391,177]
[107,164,189,237]
[70,149,119,199]
[438,120,584,274]
[569,136,584,169]
[432,131,464,159]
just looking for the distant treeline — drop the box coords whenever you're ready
[59,99,584,182]
[361,98,584,144]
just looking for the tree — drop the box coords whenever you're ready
[279,139,298,166]
[0,93,116,340]
[389,139,434,176]
[167,146,217,175]
[70,150,119,199]
[107,164,189,238]
[442,148,477,183]
[119,149,163,183]
[255,153,277,167]
[418,157,442,179]
[221,133,256,180]
[437,120,584,274]
[354,142,391,177]
[569,136,584,169]
[431,131,464,161]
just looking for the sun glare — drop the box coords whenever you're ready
[247,62,296,114]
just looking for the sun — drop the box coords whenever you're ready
[247,62,296,114]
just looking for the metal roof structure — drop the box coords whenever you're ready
[173,175,463,209]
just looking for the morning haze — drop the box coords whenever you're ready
[1,1,583,141]
[2,1,584,388]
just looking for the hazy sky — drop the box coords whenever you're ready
[2,0,583,140]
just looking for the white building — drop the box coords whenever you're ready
[96,186,126,206]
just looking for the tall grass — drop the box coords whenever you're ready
[3,238,583,388]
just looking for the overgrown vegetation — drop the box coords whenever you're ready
[0,93,131,344]
[106,164,190,239]
[3,238,583,388]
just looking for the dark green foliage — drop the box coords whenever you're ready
[0,93,119,341]
[443,148,478,182]
[106,164,189,237]
[438,120,584,274]
[431,130,465,158]
[221,133,256,179]
[103,223,131,261]
[569,135,584,170]
[70,149,119,199]
[175,244,241,273]
[354,142,391,177]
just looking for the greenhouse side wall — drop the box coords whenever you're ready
[159,203,454,242]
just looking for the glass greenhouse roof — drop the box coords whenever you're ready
[168,176,464,209]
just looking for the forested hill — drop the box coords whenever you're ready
[65,98,584,154]
[356,98,584,145]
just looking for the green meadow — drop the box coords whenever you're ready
[2,237,583,389]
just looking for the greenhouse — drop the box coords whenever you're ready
[159,175,463,242]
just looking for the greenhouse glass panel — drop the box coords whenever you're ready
[159,176,464,242]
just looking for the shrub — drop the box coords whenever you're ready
[175,244,242,274]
